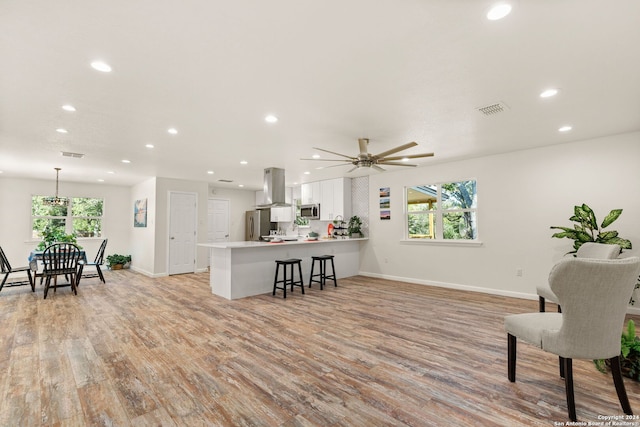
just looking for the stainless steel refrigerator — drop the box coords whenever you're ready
[245,210,275,241]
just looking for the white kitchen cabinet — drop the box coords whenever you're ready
[300,181,321,204]
[319,178,351,221]
[270,187,293,222]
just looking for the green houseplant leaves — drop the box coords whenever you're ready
[550,203,631,253]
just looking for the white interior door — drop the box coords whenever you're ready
[169,192,197,275]
[208,198,230,243]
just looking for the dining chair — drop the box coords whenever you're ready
[41,242,82,299]
[77,238,107,285]
[537,242,621,312]
[0,245,34,293]
[505,256,640,421]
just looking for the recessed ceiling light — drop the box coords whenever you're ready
[167,128,178,135]
[264,115,278,123]
[401,157,410,162]
[107,171,115,174]
[91,61,112,72]
[304,171,310,175]
[487,3,512,20]
[62,105,76,112]
[238,184,244,188]
[558,125,572,132]
[145,144,154,148]
[121,159,131,163]
[207,170,214,175]
[240,160,248,165]
[312,154,320,159]
[56,128,68,134]
[540,88,559,98]
[97,179,104,182]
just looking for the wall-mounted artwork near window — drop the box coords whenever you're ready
[379,187,390,220]
[134,198,147,227]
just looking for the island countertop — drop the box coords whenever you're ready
[198,237,367,250]
[199,238,366,299]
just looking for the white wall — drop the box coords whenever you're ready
[0,177,131,267]
[130,178,157,276]
[362,131,640,304]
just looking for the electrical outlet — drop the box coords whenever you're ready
[516,269,523,277]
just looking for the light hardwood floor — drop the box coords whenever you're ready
[1,270,639,426]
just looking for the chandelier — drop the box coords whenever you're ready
[42,167,69,207]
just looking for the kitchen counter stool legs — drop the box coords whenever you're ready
[309,255,337,290]
[273,259,305,299]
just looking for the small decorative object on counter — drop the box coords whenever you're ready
[307,231,319,241]
[348,215,363,238]
[332,216,348,239]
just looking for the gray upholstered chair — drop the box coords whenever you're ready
[505,257,640,421]
[537,242,621,312]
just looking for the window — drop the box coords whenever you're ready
[406,180,477,240]
[32,196,104,239]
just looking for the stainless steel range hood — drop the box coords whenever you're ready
[257,167,291,208]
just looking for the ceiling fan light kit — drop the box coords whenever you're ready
[301,138,434,172]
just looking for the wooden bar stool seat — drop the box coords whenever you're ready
[309,255,337,290]
[273,259,304,298]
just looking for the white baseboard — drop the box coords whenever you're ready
[358,271,640,315]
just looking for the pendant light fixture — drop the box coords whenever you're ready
[43,167,69,207]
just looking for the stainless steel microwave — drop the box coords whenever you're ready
[300,203,320,219]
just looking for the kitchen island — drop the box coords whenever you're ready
[198,238,367,300]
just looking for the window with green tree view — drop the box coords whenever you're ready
[31,196,104,239]
[406,180,477,240]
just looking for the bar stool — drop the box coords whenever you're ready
[309,255,337,290]
[273,259,304,298]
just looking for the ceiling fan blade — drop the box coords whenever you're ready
[322,163,354,169]
[300,158,352,162]
[371,141,418,159]
[372,165,386,172]
[347,166,358,173]
[381,152,434,161]
[358,138,369,155]
[376,161,418,167]
[312,147,356,160]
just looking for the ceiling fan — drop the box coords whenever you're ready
[301,138,434,172]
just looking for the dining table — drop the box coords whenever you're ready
[28,249,87,287]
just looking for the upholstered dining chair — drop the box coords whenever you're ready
[537,242,621,312]
[0,245,34,293]
[77,238,107,285]
[505,256,640,421]
[41,242,82,299]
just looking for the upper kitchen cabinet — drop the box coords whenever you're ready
[271,187,293,222]
[300,181,321,205]
[320,178,351,221]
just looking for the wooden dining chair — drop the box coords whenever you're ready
[0,245,34,293]
[41,243,82,299]
[77,238,108,285]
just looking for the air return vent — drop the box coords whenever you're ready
[61,151,85,158]
[477,102,509,116]
[217,179,233,183]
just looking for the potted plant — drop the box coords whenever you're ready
[36,226,81,250]
[348,215,363,238]
[595,320,640,381]
[550,203,631,254]
[106,254,131,270]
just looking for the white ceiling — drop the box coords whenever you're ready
[1,1,639,190]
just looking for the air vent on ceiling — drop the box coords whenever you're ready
[61,151,85,158]
[477,102,509,116]
[217,179,233,183]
